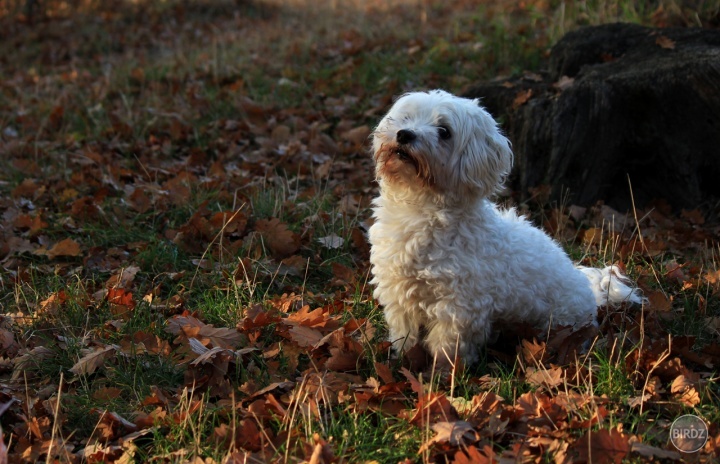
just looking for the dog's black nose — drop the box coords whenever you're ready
[396,129,416,145]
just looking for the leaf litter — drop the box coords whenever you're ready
[1,0,720,463]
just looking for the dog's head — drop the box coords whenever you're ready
[372,90,513,200]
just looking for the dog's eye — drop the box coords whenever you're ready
[437,125,451,140]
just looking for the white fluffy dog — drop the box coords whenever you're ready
[368,90,643,365]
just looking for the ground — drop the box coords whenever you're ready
[0,0,719,462]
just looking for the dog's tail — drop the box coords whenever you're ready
[578,265,645,307]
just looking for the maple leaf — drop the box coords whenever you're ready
[70,345,119,376]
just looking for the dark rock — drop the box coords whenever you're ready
[465,23,720,210]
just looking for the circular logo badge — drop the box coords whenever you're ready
[670,414,708,453]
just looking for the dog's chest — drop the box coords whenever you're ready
[369,207,466,279]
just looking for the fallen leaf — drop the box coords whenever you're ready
[70,345,119,376]
[656,35,676,49]
[520,338,547,363]
[166,315,247,349]
[418,420,478,453]
[374,362,394,384]
[630,442,681,460]
[254,218,300,258]
[512,88,533,109]
[317,234,344,249]
[525,366,564,388]
[573,428,630,464]
[554,75,575,91]
[453,445,495,464]
[45,238,81,258]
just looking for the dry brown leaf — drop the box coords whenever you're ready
[453,445,495,464]
[554,75,575,91]
[704,269,720,285]
[70,345,119,376]
[106,265,140,289]
[582,227,603,246]
[166,315,246,349]
[12,346,54,379]
[647,290,672,312]
[46,238,81,258]
[520,338,547,363]
[254,218,300,258]
[330,261,355,286]
[418,421,478,453]
[573,428,630,464]
[288,325,324,347]
[525,366,564,388]
[630,442,681,460]
[512,88,533,109]
[656,35,676,49]
[374,362,394,384]
[325,346,360,371]
[92,387,123,401]
[341,125,371,145]
[317,234,344,249]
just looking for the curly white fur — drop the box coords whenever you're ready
[368,90,643,364]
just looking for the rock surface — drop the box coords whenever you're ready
[465,23,720,210]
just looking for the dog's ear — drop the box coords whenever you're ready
[459,104,513,198]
